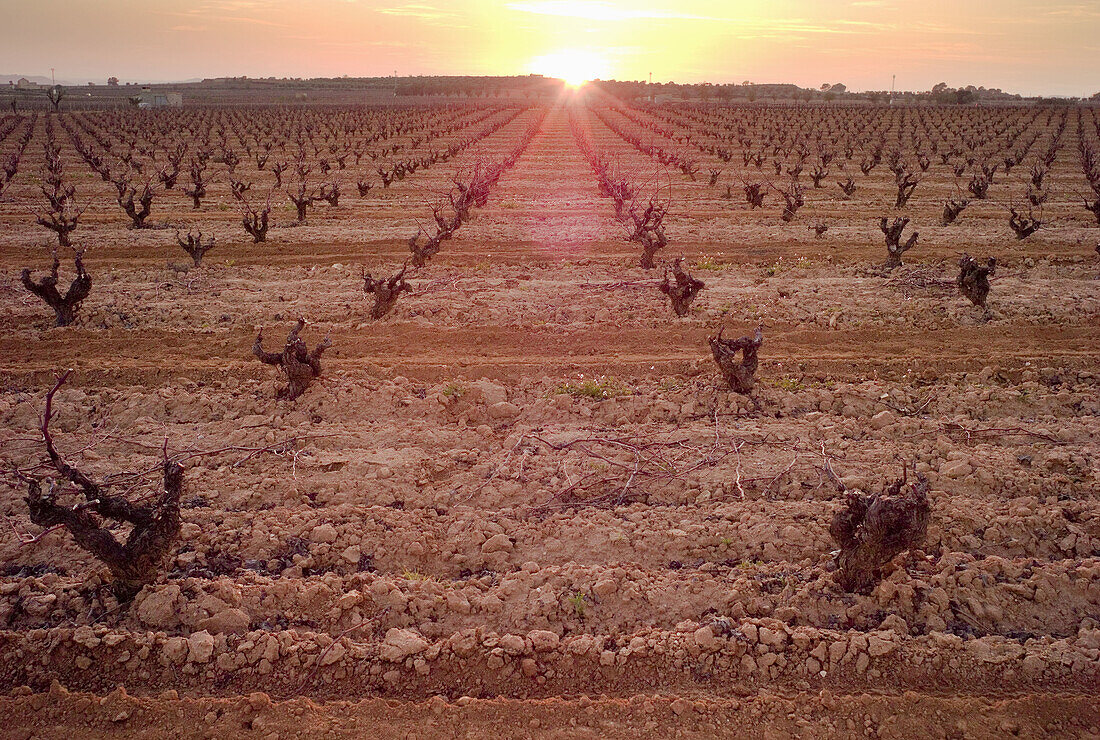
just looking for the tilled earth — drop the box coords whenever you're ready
[0,102,1098,738]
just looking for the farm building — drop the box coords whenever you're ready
[133,88,183,108]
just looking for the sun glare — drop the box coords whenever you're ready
[530,50,610,88]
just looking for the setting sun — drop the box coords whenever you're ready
[529,49,611,87]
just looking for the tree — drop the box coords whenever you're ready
[954,88,977,104]
[107,76,119,86]
[46,85,65,112]
[830,83,846,94]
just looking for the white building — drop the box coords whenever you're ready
[133,88,183,108]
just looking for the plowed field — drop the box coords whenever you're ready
[1,101,1098,738]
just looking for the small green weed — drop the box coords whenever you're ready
[772,376,805,392]
[695,254,724,271]
[567,591,588,619]
[557,376,629,401]
[765,256,810,276]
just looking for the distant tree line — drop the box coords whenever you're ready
[590,79,1034,105]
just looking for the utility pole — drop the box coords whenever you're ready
[891,74,896,94]
[51,68,55,85]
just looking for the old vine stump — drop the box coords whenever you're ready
[829,473,931,593]
[254,318,332,400]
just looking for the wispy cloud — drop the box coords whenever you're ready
[1040,3,1100,17]
[507,1,714,22]
[217,15,290,27]
[737,18,890,36]
[507,2,899,33]
[159,7,290,28]
[377,4,456,20]
[281,34,414,49]
[198,0,278,11]
[834,19,896,30]
[863,39,1029,64]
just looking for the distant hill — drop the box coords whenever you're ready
[2,74,203,86]
[0,74,75,86]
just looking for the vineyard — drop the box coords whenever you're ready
[0,95,1098,737]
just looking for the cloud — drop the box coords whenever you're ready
[740,18,889,36]
[506,1,714,22]
[506,2,895,32]
[215,15,290,27]
[159,8,290,28]
[198,0,278,11]
[833,19,896,30]
[377,4,456,19]
[281,34,414,49]
[1039,3,1100,17]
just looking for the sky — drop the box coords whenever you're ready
[1,0,1098,96]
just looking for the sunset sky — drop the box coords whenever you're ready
[2,0,1098,96]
